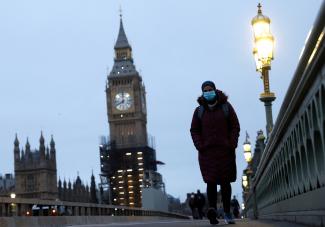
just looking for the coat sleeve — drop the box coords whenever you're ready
[190,107,203,151]
[228,102,240,150]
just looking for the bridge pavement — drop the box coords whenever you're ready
[69,218,307,227]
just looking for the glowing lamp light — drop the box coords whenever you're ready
[243,180,248,188]
[241,203,245,210]
[243,143,252,163]
[251,3,274,70]
[253,47,263,72]
[10,193,16,199]
[243,131,252,163]
[244,150,252,163]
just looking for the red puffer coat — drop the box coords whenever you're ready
[190,90,240,183]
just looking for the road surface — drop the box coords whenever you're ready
[69,218,307,227]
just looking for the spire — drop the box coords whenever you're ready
[114,14,131,49]
[25,138,31,152]
[50,135,55,147]
[21,148,25,160]
[90,172,98,203]
[63,179,67,188]
[58,177,62,187]
[46,146,50,159]
[109,11,137,77]
[50,135,56,158]
[39,131,45,159]
[40,131,45,144]
[76,175,82,185]
[14,134,20,161]
[14,134,19,147]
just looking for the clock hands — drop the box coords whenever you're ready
[115,92,132,111]
[117,99,125,106]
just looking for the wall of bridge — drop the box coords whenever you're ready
[245,2,325,226]
[0,216,177,227]
[0,197,188,227]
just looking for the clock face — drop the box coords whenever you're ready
[114,92,133,111]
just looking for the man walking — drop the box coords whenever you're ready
[195,190,206,219]
[190,81,240,225]
[231,196,240,218]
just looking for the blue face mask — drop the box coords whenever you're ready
[203,90,216,101]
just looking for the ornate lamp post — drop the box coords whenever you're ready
[251,3,276,137]
[242,132,252,209]
[10,193,16,216]
[243,132,252,166]
[242,174,249,189]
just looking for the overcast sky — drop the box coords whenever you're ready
[0,0,323,203]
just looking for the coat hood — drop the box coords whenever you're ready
[197,89,228,106]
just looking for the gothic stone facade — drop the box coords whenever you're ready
[14,133,58,200]
[58,174,98,203]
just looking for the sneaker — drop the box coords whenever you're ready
[207,208,219,225]
[224,213,235,224]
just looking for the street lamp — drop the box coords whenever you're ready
[243,131,252,164]
[10,193,16,216]
[251,3,276,137]
[242,175,248,188]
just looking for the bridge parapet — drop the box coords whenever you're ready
[0,197,188,220]
[246,1,325,226]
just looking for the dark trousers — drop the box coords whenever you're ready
[197,206,204,219]
[207,182,231,213]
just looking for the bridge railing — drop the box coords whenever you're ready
[0,197,188,219]
[245,1,325,226]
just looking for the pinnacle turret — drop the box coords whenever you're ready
[14,134,20,161]
[40,131,45,144]
[25,138,31,152]
[39,132,46,159]
[14,134,19,147]
[50,135,55,147]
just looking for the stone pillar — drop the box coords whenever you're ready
[5,203,9,216]
[17,204,22,216]
[0,203,4,216]
[39,205,43,216]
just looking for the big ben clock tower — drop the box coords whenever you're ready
[100,15,163,208]
[106,16,148,148]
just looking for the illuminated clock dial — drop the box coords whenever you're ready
[114,92,133,111]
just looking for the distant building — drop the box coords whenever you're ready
[141,170,168,211]
[0,173,15,197]
[142,187,168,212]
[57,173,98,203]
[14,133,58,200]
[100,15,164,208]
[142,170,165,191]
[167,194,182,213]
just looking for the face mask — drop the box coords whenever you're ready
[203,90,216,101]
